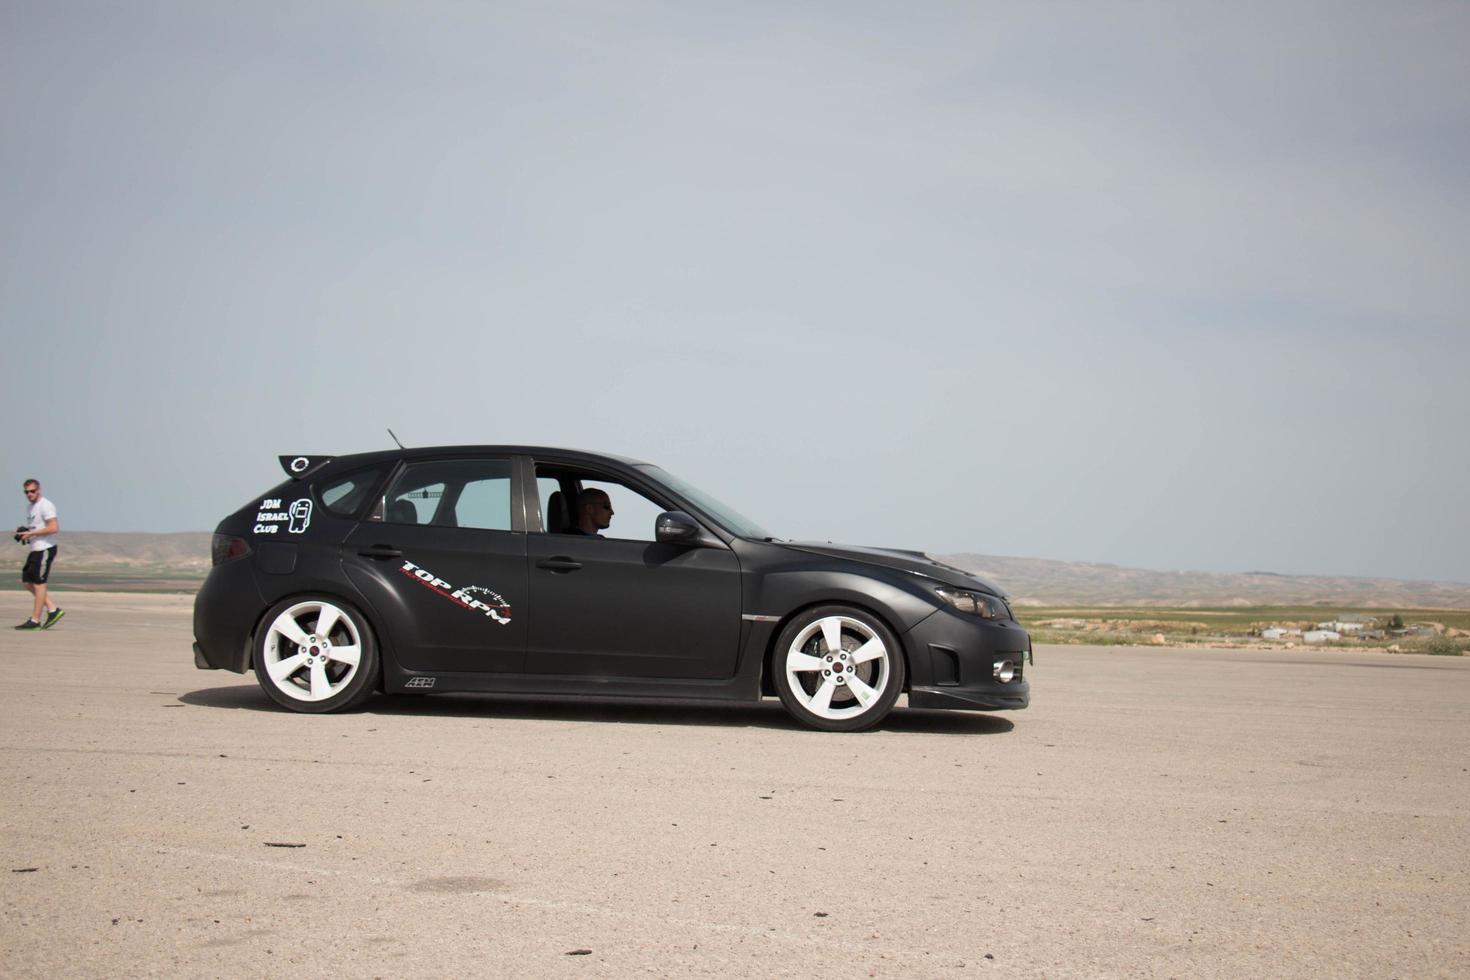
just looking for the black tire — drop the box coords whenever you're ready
[772,605,905,732]
[253,596,380,713]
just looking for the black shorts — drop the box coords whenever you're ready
[21,546,57,585]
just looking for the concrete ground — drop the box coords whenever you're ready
[1,592,1467,978]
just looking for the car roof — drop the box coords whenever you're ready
[319,445,652,469]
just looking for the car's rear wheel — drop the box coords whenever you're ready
[773,606,905,731]
[254,596,379,713]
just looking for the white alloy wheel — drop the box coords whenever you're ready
[774,607,904,731]
[256,598,376,711]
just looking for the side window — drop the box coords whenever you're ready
[388,480,444,525]
[382,458,513,531]
[316,464,390,518]
[590,481,666,542]
[454,472,513,531]
[535,467,669,542]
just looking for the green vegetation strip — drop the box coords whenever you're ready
[1017,605,1469,654]
[1,568,205,595]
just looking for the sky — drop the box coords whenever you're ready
[2,1,1467,583]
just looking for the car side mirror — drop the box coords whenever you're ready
[655,510,708,547]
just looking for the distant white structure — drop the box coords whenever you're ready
[1316,619,1366,632]
[1303,630,1341,643]
[1261,628,1287,640]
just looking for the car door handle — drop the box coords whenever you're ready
[536,557,583,573]
[357,544,403,560]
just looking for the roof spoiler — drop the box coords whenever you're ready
[278,455,334,480]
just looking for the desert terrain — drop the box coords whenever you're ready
[2,592,1467,978]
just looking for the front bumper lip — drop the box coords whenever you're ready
[908,682,1029,711]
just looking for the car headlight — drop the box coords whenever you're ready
[935,587,1009,620]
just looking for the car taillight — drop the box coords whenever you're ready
[211,533,251,565]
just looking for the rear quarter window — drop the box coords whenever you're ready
[317,464,392,518]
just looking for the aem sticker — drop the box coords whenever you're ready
[398,559,513,624]
[405,676,436,689]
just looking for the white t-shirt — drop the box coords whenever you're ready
[27,496,57,551]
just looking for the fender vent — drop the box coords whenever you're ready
[928,644,961,686]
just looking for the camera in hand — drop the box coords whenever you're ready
[14,526,27,544]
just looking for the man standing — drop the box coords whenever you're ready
[15,479,63,630]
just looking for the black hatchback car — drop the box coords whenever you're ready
[193,447,1030,731]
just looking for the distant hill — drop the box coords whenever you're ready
[9,533,1468,607]
[43,531,213,569]
[7,531,212,592]
[935,553,1470,608]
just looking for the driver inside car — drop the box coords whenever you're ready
[566,487,613,537]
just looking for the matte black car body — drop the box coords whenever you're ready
[193,446,1030,730]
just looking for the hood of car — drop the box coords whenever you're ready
[778,541,1008,597]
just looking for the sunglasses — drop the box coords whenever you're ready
[23,489,39,495]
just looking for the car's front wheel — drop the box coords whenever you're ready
[772,606,905,732]
[254,596,379,713]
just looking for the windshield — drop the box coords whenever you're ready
[636,465,774,540]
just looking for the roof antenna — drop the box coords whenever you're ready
[387,428,406,449]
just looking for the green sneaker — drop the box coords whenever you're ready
[42,608,65,629]
[13,619,41,630]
